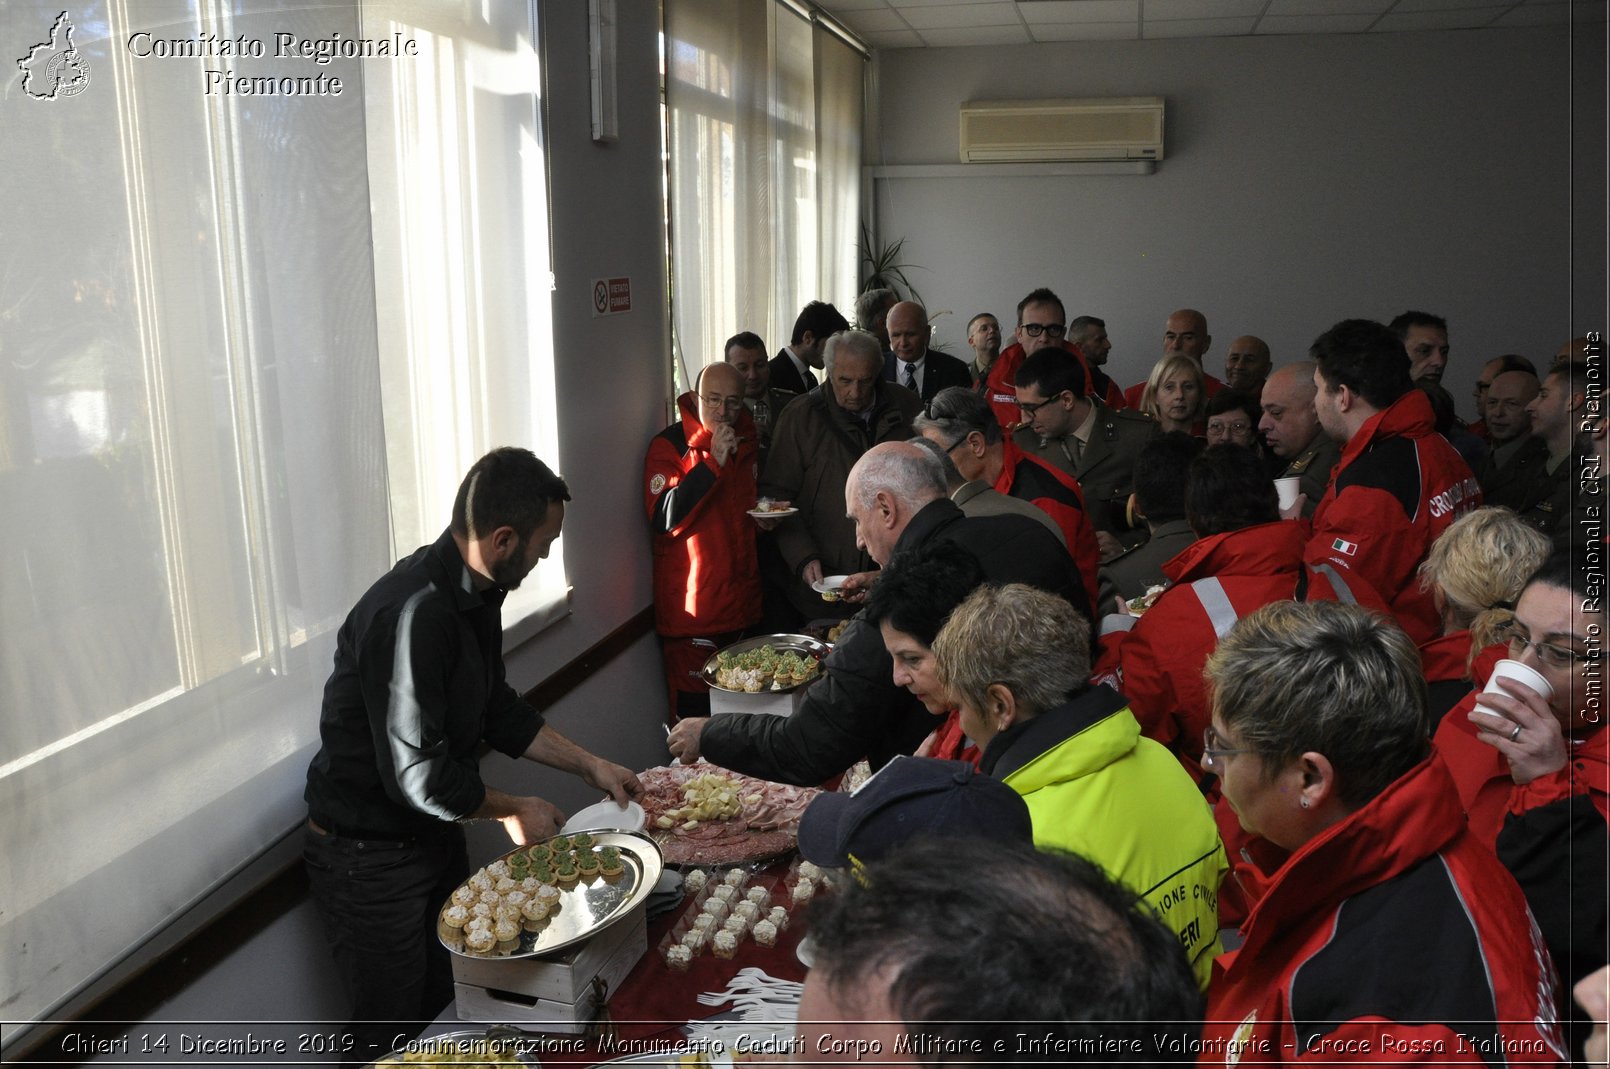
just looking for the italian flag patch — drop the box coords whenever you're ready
[1331,538,1358,556]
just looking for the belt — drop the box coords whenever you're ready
[305,816,428,849]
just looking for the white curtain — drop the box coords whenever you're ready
[0,0,559,1044]
[665,0,864,385]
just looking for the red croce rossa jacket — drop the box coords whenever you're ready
[1304,389,1480,644]
[1203,753,1568,1067]
[1114,520,1387,787]
[643,393,761,638]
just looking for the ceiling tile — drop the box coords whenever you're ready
[916,23,1035,43]
[840,7,911,31]
[892,0,1008,5]
[1372,8,1504,27]
[1144,0,1267,18]
[1018,0,1139,23]
[816,0,891,10]
[1265,0,1390,13]
[1254,12,1380,31]
[900,2,1022,27]
[1032,19,1144,37]
[1144,15,1258,34]
[857,28,928,47]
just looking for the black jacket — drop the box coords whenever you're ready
[881,348,973,401]
[701,499,1086,785]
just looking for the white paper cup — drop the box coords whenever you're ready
[1274,477,1302,511]
[1474,658,1554,718]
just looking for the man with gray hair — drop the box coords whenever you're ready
[914,386,1101,608]
[1258,361,1341,518]
[855,287,898,350]
[759,330,922,619]
[669,441,1085,785]
[908,436,1066,547]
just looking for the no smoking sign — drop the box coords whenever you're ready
[591,277,632,317]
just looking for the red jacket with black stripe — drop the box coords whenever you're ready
[643,394,761,637]
[1203,753,1568,1067]
[1304,390,1480,644]
[1111,521,1388,787]
[995,437,1102,611]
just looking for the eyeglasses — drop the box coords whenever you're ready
[1016,393,1067,416]
[1201,725,1249,771]
[1206,420,1252,438]
[699,394,745,411]
[1497,619,1602,670]
[1019,322,1066,339]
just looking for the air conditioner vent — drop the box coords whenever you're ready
[960,97,1165,163]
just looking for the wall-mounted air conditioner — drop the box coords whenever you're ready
[959,97,1165,163]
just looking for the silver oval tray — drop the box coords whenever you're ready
[701,633,832,694]
[438,831,663,960]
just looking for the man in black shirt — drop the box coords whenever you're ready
[304,447,639,1062]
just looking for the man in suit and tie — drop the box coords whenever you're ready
[769,300,849,395]
[1012,349,1158,555]
[884,301,974,402]
[725,331,797,470]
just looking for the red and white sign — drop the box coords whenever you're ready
[591,276,632,317]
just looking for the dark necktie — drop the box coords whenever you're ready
[903,362,917,393]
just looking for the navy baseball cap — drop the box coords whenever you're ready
[797,756,1034,868]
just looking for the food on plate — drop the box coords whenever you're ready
[464,927,496,954]
[751,498,792,514]
[665,944,693,971]
[796,861,823,881]
[597,845,624,878]
[1128,583,1167,615]
[722,913,750,936]
[766,905,789,930]
[826,621,848,643]
[722,868,750,889]
[733,900,761,924]
[790,880,815,905]
[712,930,739,958]
[442,905,469,930]
[520,897,550,928]
[683,869,709,894]
[744,886,771,909]
[575,851,600,879]
[712,644,821,692]
[637,764,821,866]
[752,919,779,947]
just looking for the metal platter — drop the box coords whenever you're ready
[438,831,663,960]
[370,1028,539,1067]
[700,633,833,694]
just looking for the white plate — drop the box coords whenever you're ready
[562,799,646,834]
[748,506,799,518]
[796,932,818,969]
[810,575,850,595]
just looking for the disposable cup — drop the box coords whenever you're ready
[1274,477,1302,511]
[1474,658,1554,719]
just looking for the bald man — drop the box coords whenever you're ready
[1475,369,1548,511]
[1223,335,1272,396]
[645,361,770,719]
[1123,308,1227,406]
[1258,361,1341,518]
[882,300,974,402]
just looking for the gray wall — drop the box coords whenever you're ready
[869,23,1607,408]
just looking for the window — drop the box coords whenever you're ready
[665,0,864,383]
[0,0,558,1046]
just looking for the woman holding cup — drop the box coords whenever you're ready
[1434,546,1607,1060]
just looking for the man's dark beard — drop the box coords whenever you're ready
[489,536,529,589]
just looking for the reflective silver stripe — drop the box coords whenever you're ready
[1192,577,1240,638]
[1100,613,1139,636]
[1311,562,1357,605]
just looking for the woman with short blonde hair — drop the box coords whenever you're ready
[1417,506,1551,724]
[1139,354,1207,435]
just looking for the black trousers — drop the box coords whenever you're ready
[302,822,469,1066]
